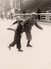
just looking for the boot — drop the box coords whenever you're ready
[18,48,23,52]
[27,41,32,47]
[8,45,11,50]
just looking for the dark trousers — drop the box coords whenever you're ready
[9,24,23,50]
[9,34,21,50]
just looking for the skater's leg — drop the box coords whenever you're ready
[8,28,19,50]
[26,31,32,47]
[8,41,15,50]
[16,35,23,52]
[16,41,23,52]
[27,40,32,47]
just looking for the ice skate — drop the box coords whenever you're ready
[27,44,32,47]
[8,46,11,50]
[18,49,23,52]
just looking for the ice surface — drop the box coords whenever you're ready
[0,18,51,69]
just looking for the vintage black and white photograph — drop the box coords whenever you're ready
[0,0,51,69]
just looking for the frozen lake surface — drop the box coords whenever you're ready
[0,18,51,69]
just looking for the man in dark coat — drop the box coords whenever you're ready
[8,14,43,52]
[23,14,43,47]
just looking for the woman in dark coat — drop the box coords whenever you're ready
[8,20,23,52]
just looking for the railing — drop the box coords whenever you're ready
[13,12,51,22]
[5,11,51,23]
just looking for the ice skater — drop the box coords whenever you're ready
[23,13,43,47]
[8,20,24,52]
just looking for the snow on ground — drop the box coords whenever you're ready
[0,18,51,69]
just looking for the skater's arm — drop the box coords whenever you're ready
[13,20,23,25]
[7,28,15,31]
[12,21,18,25]
[35,22,43,30]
